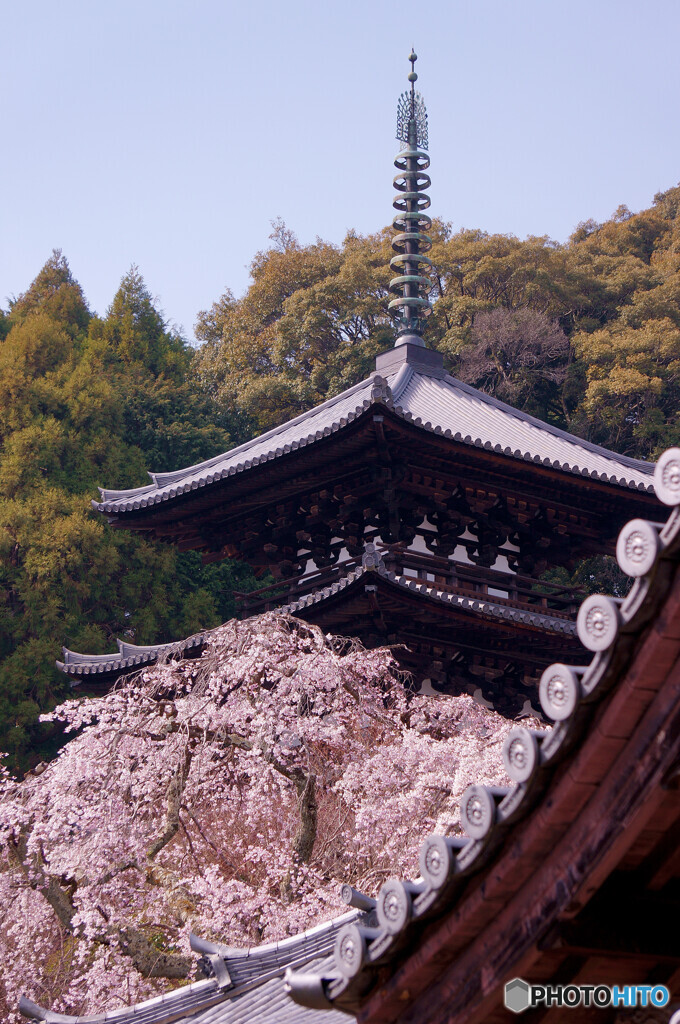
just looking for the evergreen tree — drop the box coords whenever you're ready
[0,257,258,772]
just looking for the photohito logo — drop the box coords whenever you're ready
[504,978,670,1013]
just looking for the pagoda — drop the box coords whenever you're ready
[61,54,659,715]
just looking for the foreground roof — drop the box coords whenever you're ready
[285,459,680,1020]
[24,449,680,1023]
[20,909,364,1023]
[95,345,653,520]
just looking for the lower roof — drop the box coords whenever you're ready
[25,464,680,1023]
[20,909,363,1024]
[57,564,579,697]
[281,562,578,637]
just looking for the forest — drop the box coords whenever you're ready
[1,182,680,1018]
[1,181,680,775]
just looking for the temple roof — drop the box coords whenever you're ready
[280,559,577,637]
[95,345,653,519]
[27,448,680,1023]
[57,634,205,681]
[20,908,365,1023]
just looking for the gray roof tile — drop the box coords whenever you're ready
[94,354,653,516]
[57,636,205,679]
[21,913,360,1024]
[280,564,577,635]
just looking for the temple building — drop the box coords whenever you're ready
[23,454,680,1022]
[59,52,659,715]
[22,52,680,1024]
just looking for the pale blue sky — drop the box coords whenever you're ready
[3,0,680,341]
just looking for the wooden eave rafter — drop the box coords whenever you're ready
[349,563,680,1024]
[286,572,584,707]
[98,406,658,559]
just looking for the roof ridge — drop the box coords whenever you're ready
[390,362,414,403]
[98,373,393,502]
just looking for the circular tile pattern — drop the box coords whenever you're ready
[419,835,455,889]
[654,448,680,505]
[577,595,621,652]
[460,784,495,840]
[503,727,539,782]
[539,664,580,720]
[334,924,367,978]
[616,518,660,577]
[377,879,411,934]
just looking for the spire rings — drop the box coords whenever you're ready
[393,169,431,192]
[391,230,433,253]
[394,149,430,171]
[393,191,431,211]
[389,274,432,294]
[392,211,432,233]
[390,53,433,343]
[389,252,433,269]
[388,295,432,313]
[389,274,431,288]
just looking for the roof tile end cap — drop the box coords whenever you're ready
[285,968,336,1010]
[19,995,79,1022]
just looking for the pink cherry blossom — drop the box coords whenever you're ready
[0,613,530,1021]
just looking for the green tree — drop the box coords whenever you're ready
[196,222,394,432]
[9,248,90,335]
[569,186,680,456]
[0,256,259,772]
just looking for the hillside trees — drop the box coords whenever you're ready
[569,186,680,456]
[197,186,680,452]
[196,222,395,432]
[0,254,257,770]
[0,614,517,1021]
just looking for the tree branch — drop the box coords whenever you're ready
[118,926,192,980]
[147,745,193,862]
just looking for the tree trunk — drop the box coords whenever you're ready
[118,927,192,979]
[293,772,317,863]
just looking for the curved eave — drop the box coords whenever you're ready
[288,505,680,1020]
[281,564,578,638]
[92,368,655,525]
[57,634,205,684]
[94,378,393,517]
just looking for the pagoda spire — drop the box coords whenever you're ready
[388,50,433,348]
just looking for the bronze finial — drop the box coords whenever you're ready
[396,49,428,150]
[389,52,433,346]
